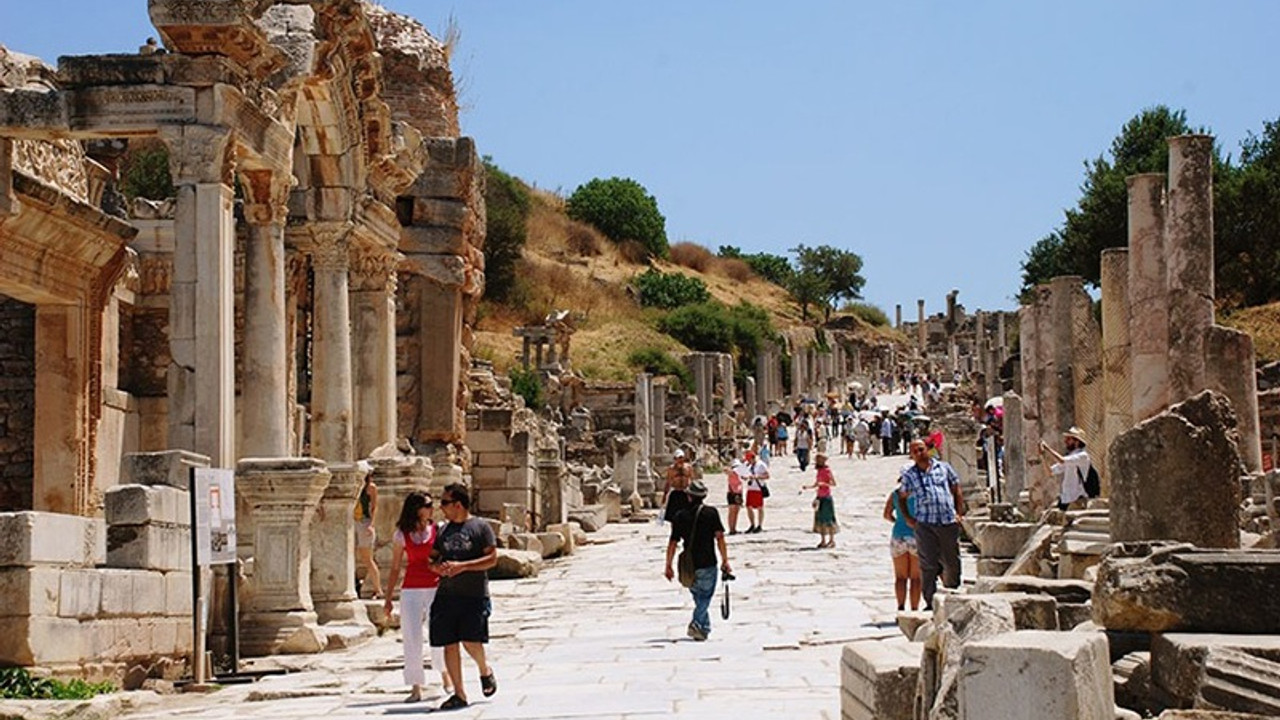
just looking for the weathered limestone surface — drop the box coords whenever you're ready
[0,511,105,567]
[1128,173,1169,423]
[1165,135,1216,407]
[973,522,1038,560]
[1100,247,1132,495]
[1204,326,1262,474]
[1151,634,1280,714]
[959,631,1114,720]
[1093,543,1280,634]
[918,593,1018,720]
[839,637,919,720]
[1109,391,1242,549]
[1002,392,1025,502]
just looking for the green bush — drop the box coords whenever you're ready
[634,268,710,309]
[0,668,113,700]
[566,177,668,258]
[843,301,890,327]
[509,366,544,410]
[120,144,174,201]
[718,246,793,286]
[482,158,531,302]
[627,347,692,391]
[657,301,776,358]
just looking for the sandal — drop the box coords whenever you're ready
[439,694,468,710]
[480,670,497,697]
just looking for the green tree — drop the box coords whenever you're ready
[481,158,531,302]
[633,268,710,309]
[1020,106,1199,293]
[566,177,668,258]
[1217,118,1280,307]
[718,246,793,286]
[790,243,866,321]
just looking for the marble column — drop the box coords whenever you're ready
[634,374,654,498]
[745,376,758,418]
[309,228,355,464]
[236,457,331,656]
[1205,327,1262,473]
[310,461,371,626]
[33,304,97,514]
[349,249,399,458]
[719,354,735,412]
[1100,248,1133,495]
[537,446,568,527]
[1019,289,1048,511]
[162,125,235,468]
[895,304,902,330]
[650,383,667,456]
[1127,173,1169,422]
[614,435,640,498]
[239,171,291,458]
[917,299,926,351]
[1165,135,1216,405]
[1003,392,1026,502]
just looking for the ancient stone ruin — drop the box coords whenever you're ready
[842,134,1280,719]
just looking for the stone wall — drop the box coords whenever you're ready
[365,6,460,138]
[0,296,34,511]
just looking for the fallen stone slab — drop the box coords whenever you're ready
[840,636,920,720]
[919,593,1018,720]
[1110,390,1243,549]
[1151,634,1280,712]
[567,505,608,532]
[489,549,542,579]
[1196,647,1280,716]
[973,576,1093,604]
[975,558,1013,577]
[959,630,1114,720]
[537,531,565,558]
[1113,651,1154,717]
[897,610,930,641]
[1058,603,1093,630]
[1094,542,1280,633]
[974,522,1040,559]
[1004,523,1055,577]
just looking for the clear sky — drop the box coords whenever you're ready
[3,2,1278,316]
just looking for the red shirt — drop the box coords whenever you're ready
[395,525,441,589]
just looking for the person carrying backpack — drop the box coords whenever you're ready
[1039,426,1097,511]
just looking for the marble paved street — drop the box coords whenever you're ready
[114,435,974,719]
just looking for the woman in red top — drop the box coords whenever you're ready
[383,491,453,703]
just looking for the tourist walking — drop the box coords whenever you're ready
[662,449,694,523]
[854,417,871,460]
[802,453,839,548]
[743,449,770,533]
[897,439,964,610]
[663,480,732,641]
[879,414,896,456]
[354,474,382,599]
[382,491,452,702]
[725,458,746,535]
[1039,426,1094,511]
[883,483,921,611]
[795,419,813,472]
[429,483,498,711]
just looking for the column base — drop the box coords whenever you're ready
[315,597,373,627]
[239,610,326,656]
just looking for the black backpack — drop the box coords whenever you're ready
[1078,463,1101,498]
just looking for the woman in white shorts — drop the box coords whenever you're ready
[883,484,921,611]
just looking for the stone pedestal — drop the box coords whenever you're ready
[537,447,568,528]
[614,435,640,498]
[236,457,330,656]
[939,416,985,510]
[311,461,371,626]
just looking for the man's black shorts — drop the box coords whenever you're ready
[429,594,490,646]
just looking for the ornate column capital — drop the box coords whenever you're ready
[159,124,234,186]
[306,224,353,272]
[239,168,294,227]
[349,246,401,294]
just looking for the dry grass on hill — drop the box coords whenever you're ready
[1221,301,1280,363]
[473,192,807,377]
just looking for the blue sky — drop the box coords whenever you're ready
[3,2,1278,316]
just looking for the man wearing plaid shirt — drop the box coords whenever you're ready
[898,439,965,610]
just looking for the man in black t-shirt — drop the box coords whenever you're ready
[429,483,497,711]
[663,480,732,641]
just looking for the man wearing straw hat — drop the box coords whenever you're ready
[1038,426,1093,511]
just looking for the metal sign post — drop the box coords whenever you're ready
[189,467,238,686]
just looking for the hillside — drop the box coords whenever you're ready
[472,184,900,379]
[1222,302,1280,364]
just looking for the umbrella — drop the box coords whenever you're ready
[913,414,932,424]
[985,396,1004,408]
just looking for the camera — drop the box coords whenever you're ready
[721,569,736,582]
